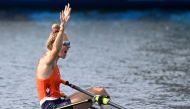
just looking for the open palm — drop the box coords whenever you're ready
[60,3,71,27]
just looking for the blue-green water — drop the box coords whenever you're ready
[0,10,190,109]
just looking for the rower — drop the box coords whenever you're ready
[35,3,111,109]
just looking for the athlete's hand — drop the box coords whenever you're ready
[60,3,71,28]
[65,81,69,85]
[63,3,71,23]
[60,79,70,86]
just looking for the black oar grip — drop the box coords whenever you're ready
[65,81,73,87]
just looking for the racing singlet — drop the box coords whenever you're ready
[36,65,64,102]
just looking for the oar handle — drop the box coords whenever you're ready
[67,83,94,97]
[67,83,127,109]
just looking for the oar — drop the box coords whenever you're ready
[66,83,127,109]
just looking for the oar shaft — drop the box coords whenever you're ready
[108,101,126,109]
[67,83,127,109]
[68,84,94,97]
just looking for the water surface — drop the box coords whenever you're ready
[0,10,190,109]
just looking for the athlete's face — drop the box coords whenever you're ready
[58,45,70,59]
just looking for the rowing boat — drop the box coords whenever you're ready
[56,83,126,109]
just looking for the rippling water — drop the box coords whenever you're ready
[0,9,190,109]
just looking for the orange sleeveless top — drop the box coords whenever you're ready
[36,65,64,101]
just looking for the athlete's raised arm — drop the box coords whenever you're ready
[46,4,71,65]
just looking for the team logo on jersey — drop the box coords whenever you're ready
[46,88,50,97]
